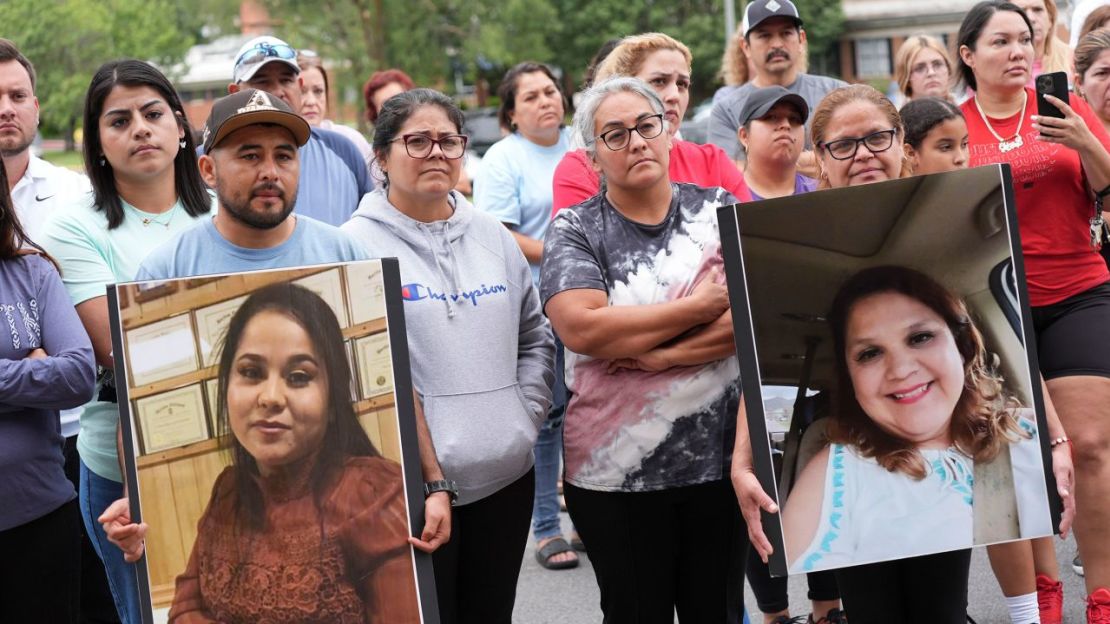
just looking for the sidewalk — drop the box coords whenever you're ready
[513,511,1087,623]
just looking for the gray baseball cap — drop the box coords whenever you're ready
[738,86,808,126]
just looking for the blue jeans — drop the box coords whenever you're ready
[79,460,142,624]
[532,338,570,541]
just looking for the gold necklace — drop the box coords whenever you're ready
[140,202,180,228]
[973,91,1027,154]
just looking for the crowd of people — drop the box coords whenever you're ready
[2,0,1110,622]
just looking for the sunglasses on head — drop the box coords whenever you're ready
[236,43,297,67]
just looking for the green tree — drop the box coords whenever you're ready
[1,0,201,148]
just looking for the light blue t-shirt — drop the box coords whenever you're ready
[473,128,571,285]
[136,215,369,281]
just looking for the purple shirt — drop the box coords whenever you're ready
[0,254,95,530]
[748,173,818,201]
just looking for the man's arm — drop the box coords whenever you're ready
[606,308,734,372]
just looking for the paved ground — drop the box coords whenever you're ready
[513,511,1088,623]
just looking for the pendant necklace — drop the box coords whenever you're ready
[140,202,180,228]
[974,91,1026,154]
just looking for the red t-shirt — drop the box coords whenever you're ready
[551,139,752,215]
[962,88,1110,306]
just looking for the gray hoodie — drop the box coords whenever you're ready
[342,189,555,505]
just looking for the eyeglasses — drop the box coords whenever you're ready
[596,114,665,151]
[819,129,897,161]
[910,59,948,77]
[392,134,468,159]
[236,43,297,67]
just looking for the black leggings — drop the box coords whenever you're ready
[746,548,839,614]
[432,468,535,624]
[565,479,748,624]
[833,549,971,624]
[0,499,81,623]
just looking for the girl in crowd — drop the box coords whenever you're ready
[298,51,373,167]
[40,59,212,624]
[737,86,817,200]
[168,283,418,623]
[552,32,750,213]
[0,153,97,623]
[473,62,577,571]
[900,97,970,173]
[342,88,555,624]
[1075,28,1110,136]
[958,2,1110,619]
[784,265,1050,571]
[542,76,746,623]
[1012,0,1071,82]
[893,35,956,104]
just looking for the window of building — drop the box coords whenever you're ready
[855,38,892,78]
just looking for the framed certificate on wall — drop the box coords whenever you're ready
[354,332,394,398]
[293,269,349,327]
[195,296,247,367]
[125,315,199,387]
[134,384,209,454]
[345,262,386,324]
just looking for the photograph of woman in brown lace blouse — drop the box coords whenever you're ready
[167,283,420,624]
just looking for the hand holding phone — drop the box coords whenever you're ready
[1036,72,1069,119]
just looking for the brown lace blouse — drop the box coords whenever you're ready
[167,456,421,623]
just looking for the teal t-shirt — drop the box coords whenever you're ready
[39,192,212,482]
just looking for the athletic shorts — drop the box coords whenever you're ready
[1031,280,1110,380]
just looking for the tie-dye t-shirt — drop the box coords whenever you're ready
[540,183,741,492]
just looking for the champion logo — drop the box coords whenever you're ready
[401,282,508,306]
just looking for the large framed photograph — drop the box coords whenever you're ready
[108,259,437,623]
[718,165,1059,576]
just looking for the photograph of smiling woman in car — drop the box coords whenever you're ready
[782,265,1051,574]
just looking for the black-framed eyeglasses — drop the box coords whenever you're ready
[392,134,468,159]
[819,129,897,161]
[596,113,665,151]
[236,43,297,67]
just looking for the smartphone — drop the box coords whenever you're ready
[1036,71,1069,119]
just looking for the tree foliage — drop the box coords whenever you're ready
[0,0,224,139]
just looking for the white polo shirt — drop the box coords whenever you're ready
[11,154,90,242]
[11,154,91,438]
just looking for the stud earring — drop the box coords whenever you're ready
[180,139,187,148]
[99,155,107,166]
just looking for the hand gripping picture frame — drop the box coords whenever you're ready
[107,259,438,624]
[718,165,1062,576]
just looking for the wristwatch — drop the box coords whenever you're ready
[423,480,459,504]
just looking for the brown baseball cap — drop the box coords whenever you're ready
[201,88,311,152]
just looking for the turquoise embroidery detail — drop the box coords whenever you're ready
[799,444,849,572]
[930,450,974,506]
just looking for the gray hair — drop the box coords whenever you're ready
[572,76,667,157]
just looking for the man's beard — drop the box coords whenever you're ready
[216,182,296,230]
[0,131,34,158]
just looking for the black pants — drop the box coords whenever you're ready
[0,499,81,624]
[64,435,122,624]
[833,549,971,624]
[565,479,747,624]
[746,549,839,614]
[432,467,535,624]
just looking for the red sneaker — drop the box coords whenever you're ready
[1037,573,1063,624]
[1088,588,1110,624]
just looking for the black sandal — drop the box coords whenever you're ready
[535,537,579,570]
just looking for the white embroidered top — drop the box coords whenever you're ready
[789,411,1051,573]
